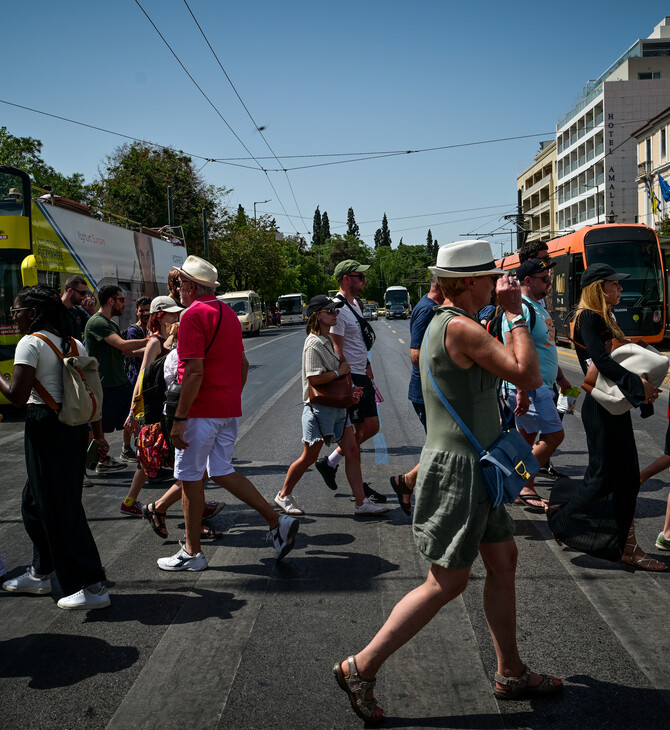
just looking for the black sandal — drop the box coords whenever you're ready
[390,475,412,515]
[142,502,168,539]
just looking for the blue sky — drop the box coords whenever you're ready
[2,3,666,257]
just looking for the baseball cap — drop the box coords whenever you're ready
[581,263,630,288]
[306,295,345,317]
[150,295,184,313]
[333,259,370,281]
[517,257,556,281]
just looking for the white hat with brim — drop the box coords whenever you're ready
[429,239,504,278]
[177,255,220,288]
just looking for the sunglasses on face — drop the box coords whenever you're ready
[348,273,366,281]
[532,274,552,283]
[171,280,181,288]
[319,308,339,315]
[9,306,30,317]
[73,289,88,296]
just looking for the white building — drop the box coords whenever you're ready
[555,17,670,233]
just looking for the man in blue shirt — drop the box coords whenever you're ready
[389,273,444,514]
[502,258,571,511]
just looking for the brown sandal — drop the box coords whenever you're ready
[493,665,563,700]
[333,656,384,724]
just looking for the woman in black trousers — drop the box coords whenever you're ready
[548,264,666,571]
[0,285,111,607]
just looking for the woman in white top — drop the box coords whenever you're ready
[274,295,388,517]
[0,285,109,610]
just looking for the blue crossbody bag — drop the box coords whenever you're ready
[423,321,539,508]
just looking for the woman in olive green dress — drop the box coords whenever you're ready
[333,240,563,724]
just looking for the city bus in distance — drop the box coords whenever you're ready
[218,290,263,337]
[384,285,411,319]
[327,289,339,299]
[0,165,187,404]
[277,292,307,325]
[496,223,665,345]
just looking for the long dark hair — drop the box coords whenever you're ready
[16,284,73,354]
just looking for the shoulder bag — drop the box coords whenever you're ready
[335,294,376,350]
[165,302,223,417]
[307,337,355,409]
[423,321,539,507]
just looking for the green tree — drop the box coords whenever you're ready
[0,126,91,202]
[374,228,383,249]
[321,211,331,240]
[426,229,433,254]
[233,204,248,229]
[656,215,670,238]
[380,213,392,247]
[346,207,360,238]
[312,206,323,246]
[93,142,227,252]
[326,234,373,275]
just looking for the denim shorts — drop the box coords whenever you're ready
[506,385,563,435]
[302,404,350,445]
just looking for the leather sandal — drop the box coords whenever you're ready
[333,656,384,724]
[493,665,563,700]
[621,529,667,572]
[142,502,168,539]
[390,475,412,515]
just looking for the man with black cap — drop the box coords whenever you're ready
[501,258,572,512]
[314,259,386,503]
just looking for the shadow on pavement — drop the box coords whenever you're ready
[0,633,139,688]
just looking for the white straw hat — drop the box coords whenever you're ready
[429,240,504,278]
[177,255,220,288]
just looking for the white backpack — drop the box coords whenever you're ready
[32,334,103,426]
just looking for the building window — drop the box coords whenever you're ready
[646,137,653,164]
[638,72,661,79]
[661,128,667,161]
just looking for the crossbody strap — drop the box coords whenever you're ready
[336,294,372,336]
[422,321,486,457]
[30,333,79,412]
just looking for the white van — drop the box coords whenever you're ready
[218,290,263,337]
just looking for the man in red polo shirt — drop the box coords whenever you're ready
[157,256,298,571]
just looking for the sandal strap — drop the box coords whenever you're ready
[345,656,379,715]
[494,665,529,689]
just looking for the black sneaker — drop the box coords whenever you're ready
[315,457,338,490]
[539,463,567,480]
[363,482,387,503]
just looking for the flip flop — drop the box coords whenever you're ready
[389,475,412,515]
[514,493,548,513]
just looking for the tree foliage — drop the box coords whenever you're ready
[93,142,227,250]
[380,213,392,247]
[0,126,90,202]
[312,206,324,246]
[346,207,360,238]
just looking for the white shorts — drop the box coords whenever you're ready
[174,417,239,481]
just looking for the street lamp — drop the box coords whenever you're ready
[254,199,271,226]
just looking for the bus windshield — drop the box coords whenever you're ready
[0,169,28,218]
[585,240,663,306]
[386,290,408,305]
[279,297,302,315]
[223,298,249,315]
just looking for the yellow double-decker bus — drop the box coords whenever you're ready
[0,165,187,403]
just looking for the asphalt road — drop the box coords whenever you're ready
[1,319,669,729]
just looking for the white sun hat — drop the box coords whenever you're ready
[429,240,504,278]
[177,255,220,288]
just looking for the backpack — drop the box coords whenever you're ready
[132,354,168,425]
[123,324,145,383]
[486,302,536,341]
[31,334,103,426]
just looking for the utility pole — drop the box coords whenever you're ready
[202,208,209,260]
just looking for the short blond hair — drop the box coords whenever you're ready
[437,276,468,299]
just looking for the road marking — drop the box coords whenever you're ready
[398,338,405,344]
[238,372,301,441]
[0,432,22,448]
[245,331,299,352]
[391,329,396,334]
[373,411,389,465]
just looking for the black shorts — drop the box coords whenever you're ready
[349,373,378,424]
[101,382,134,433]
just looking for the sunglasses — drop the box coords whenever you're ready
[9,306,31,317]
[73,289,88,295]
[171,280,181,288]
[348,273,366,281]
[319,308,339,315]
[532,274,552,283]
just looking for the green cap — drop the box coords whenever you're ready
[333,259,371,281]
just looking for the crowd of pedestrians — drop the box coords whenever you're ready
[1,238,669,723]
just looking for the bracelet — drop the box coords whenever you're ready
[508,314,526,327]
[333,369,339,379]
[509,321,528,331]
[172,415,187,422]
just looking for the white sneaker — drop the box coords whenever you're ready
[274,492,305,516]
[271,515,299,561]
[57,585,110,610]
[157,544,207,572]
[2,569,52,594]
[355,498,390,515]
[95,456,127,473]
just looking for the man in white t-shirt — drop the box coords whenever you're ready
[314,259,386,503]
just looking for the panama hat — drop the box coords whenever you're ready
[429,240,504,278]
[177,255,220,288]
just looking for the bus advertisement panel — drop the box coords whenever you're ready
[497,223,665,345]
